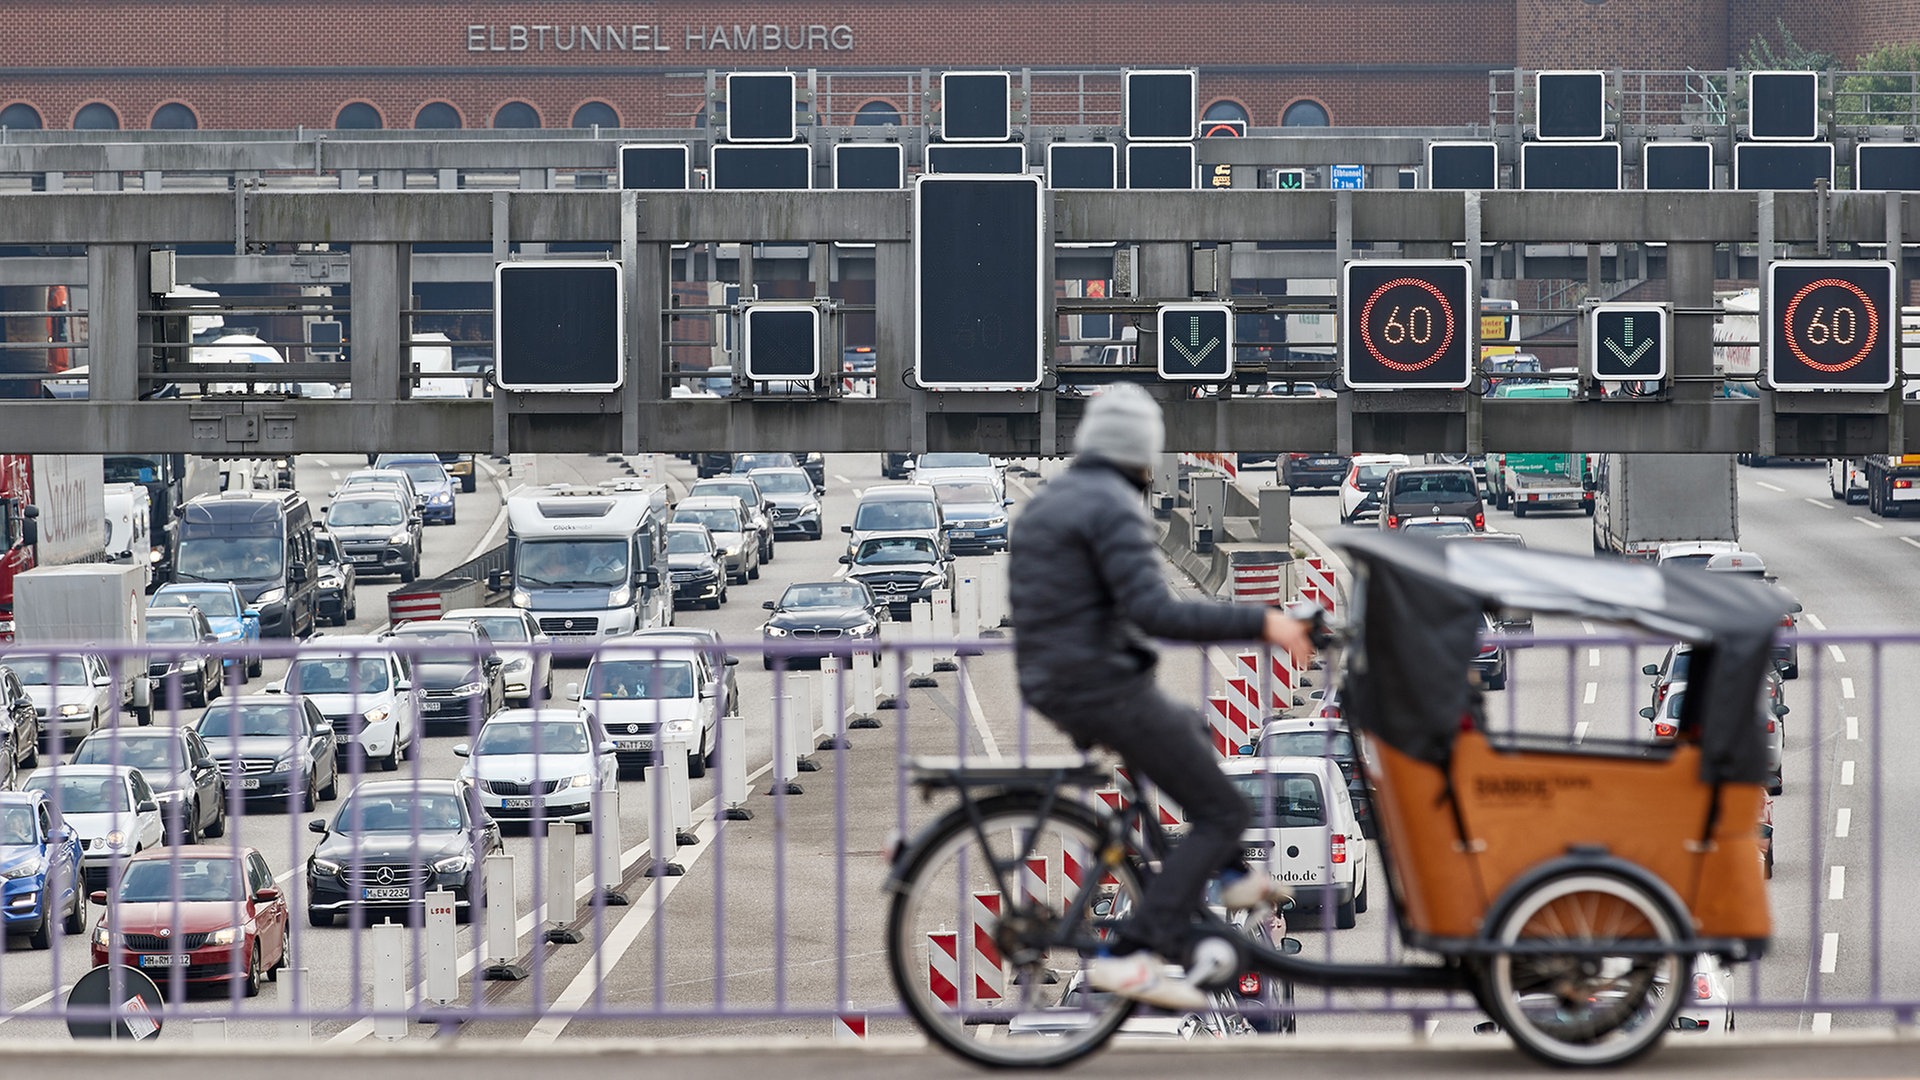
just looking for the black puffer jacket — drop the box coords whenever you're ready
[1011,458,1267,715]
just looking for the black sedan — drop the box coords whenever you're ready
[840,532,948,621]
[761,581,884,670]
[193,695,340,812]
[305,778,501,926]
[382,622,506,732]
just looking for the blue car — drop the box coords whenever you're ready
[0,790,85,950]
[152,581,262,677]
[375,453,459,526]
[928,477,1012,555]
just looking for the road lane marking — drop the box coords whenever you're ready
[1847,716,1859,741]
[1588,649,1599,667]
[329,469,340,480]
[1836,808,1852,839]
[1819,933,1838,974]
[1803,497,1833,510]
[1855,516,1885,529]
[833,474,851,485]
[959,663,1002,761]
[1842,761,1855,786]
[1812,1013,1833,1034]
[1573,721,1589,744]
[1830,866,1846,901]
[1582,682,1597,706]
[1841,677,1856,699]
[1828,644,1846,664]
[1580,621,1596,635]
[1756,481,1785,493]
[461,502,511,565]
[1902,536,1920,551]
[1803,613,1827,631]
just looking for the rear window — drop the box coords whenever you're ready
[854,498,938,531]
[1230,772,1326,828]
[1256,730,1355,760]
[1393,472,1474,497]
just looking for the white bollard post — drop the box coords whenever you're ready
[481,853,526,980]
[646,749,685,878]
[423,888,460,1003]
[282,967,312,1042]
[978,557,1010,634]
[720,711,753,819]
[908,603,938,687]
[956,570,983,637]
[818,656,849,749]
[543,823,583,943]
[593,789,631,904]
[788,674,820,772]
[930,588,958,672]
[849,644,880,728]
[665,735,697,844]
[372,920,407,1041]
[768,690,803,796]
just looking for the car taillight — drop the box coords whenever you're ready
[1654,722,1676,738]
[1239,972,1262,995]
[1387,514,1399,529]
[1896,479,1913,489]
[1473,512,1485,530]
[1655,685,1668,705]
[1780,614,1795,629]
[1694,973,1712,1000]
[1331,834,1347,864]
[1767,719,1777,733]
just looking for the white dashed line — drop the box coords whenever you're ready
[1841,761,1855,786]
[1573,721,1590,744]
[1847,716,1859,741]
[1581,621,1597,635]
[1836,808,1852,839]
[328,469,340,480]
[1582,682,1597,705]
[1811,1013,1833,1035]
[833,474,851,485]
[1588,649,1600,668]
[1828,644,1846,664]
[1830,866,1846,901]
[1819,933,1839,974]
[1841,677,1856,700]
[1803,613,1827,631]
[1756,481,1786,493]
[1804,497,1833,510]
[1855,516,1885,529]
[1901,536,1920,551]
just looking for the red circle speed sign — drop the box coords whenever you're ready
[1359,277,1458,372]
[1781,277,1880,374]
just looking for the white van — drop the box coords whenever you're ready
[574,641,731,779]
[1221,755,1370,929]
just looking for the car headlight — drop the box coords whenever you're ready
[319,572,343,588]
[310,857,342,876]
[921,573,947,588]
[431,492,452,504]
[431,855,470,875]
[203,927,240,946]
[565,773,594,790]
[363,706,391,725]
[255,588,286,607]
[273,750,297,771]
[387,531,412,545]
[512,587,531,608]
[58,703,86,717]
[764,625,788,638]
[92,926,110,947]
[503,657,529,673]
[154,790,185,803]
[607,583,632,608]
[104,830,127,850]
[800,503,821,517]
[850,621,878,637]
[0,861,42,880]
[985,515,1008,528]
[453,682,487,697]
[662,719,695,738]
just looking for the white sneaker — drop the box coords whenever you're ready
[1218,871,1294,912]
[1085,953,1208,1011]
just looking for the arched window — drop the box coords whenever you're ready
[1202,100,1250,125]
[151,103,198,130]
[335,103,383,130]
[0,103,42,130]
[692,109,708,129]
[73,103,120,130]
[854,100,902,126]
[571,101,620,129]
[1281,99,1331,127]
[493,102,541,129]
[415,102,462,129]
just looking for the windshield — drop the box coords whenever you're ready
[667,531,711,555]
[1230,773,1327,827]
[855,537,937,564]
[178,537,283,580]
[27,774,129,813]
[918,453,991,470]
[333,792,464,833]
[5,656,89,686]
[1392,473,1474,496]
[155,587,239,618]
[732,453,795,472]
[117,857,246,903]
[0,807,35,845]
[475,720,591,755]
[145,615,200,644]
[854,499,938,531]
[468,617,529,644]
[1664,651,1692,683]
[329,499,403,528]
[1257,730,1356,759]
[750,470,811,494]
[934,481,998,505]
[674,508,741,534]
[385,461,447,487]
[73,736,184,774]
[198,703,299,738]
[781,584,865,609]
[586,659,694,700]
[286,657,391,695]
[515,540,630,589]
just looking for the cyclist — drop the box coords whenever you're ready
[1010,383,1316,1010]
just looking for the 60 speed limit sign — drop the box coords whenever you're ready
[1341,260,1473,389]
[1767,260,1896,391]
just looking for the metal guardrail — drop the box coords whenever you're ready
[384,542,511,627]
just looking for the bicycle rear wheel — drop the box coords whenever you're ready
[887,793,1143,1068]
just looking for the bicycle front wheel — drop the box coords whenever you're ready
[887,793,1144,1069]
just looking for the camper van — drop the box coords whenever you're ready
[505,483,673,641]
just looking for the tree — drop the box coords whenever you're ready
[1738,18,1833,72]
[1836,42,1920,125]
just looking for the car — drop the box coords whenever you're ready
[1378,465,1484,531]
[1397,515,1479,538]
[672,495,761,585]
[1337,454,1410,524]
[0,664,41,769]
[1759,794,1775,880]
[438,451,479,494]
[928,478,1012,555]
[324,491,421,582]
[576,641,733,777]
[143,606,223,709]
[761,581,885,669]
[844,485,946,560]
[1247,715,1373,839]
[1677,956,1736,1034]
[628,627,742,712]
[730,451,800,478]
[665,522,728,610]
[380,621,506,733]
[910,452,1003,494]
[272,640,421,772]
[881,452,914,480]
[89,847,290,996]
[305,777,501,926]
[193,694,340,812]
[0,790,86,949]
[1700,551,1801,679]
[70,727,226,845]
[1212,880,1298,1034]
[1472,611,1508,691]
[1653,540,1742,570]
[1640,656,1786,795]
[22,764,165,892]
[455,710,617,828]
[749,467,825,540]
[1280,453,1351,492]
[839,531,949,621]
[6,652,114,750]
[312,527,359,626]
[796,452,828,491]
[150,581,262,676]
[686,475,777,565]
[374,453,460,525]
[1438,531,1532,633]
[334,468,422,521]
[1222,754,1369,929]
[442,607,553,707]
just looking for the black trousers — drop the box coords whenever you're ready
[1044,684,1251,958]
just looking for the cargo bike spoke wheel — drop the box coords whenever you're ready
[887,796,1141,1069]
[1485,872,1687,1067]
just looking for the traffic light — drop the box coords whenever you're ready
[1767,261,1896,391]
[914,175,1045,389]
[1341,260,1472,390]
[619,144,691,190]
[1588,303,1670,383]
[1269,168,1307,191]
[1156,304,1234,381]
[939,72,1012,142]
[743,304,821,382]
[493,261,624,393]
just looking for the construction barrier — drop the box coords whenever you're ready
[978,556,1010,631]
[848,645,880,728]
[481,852,526,980]
[1206,694,1241,758]
[876,643,903,708]
[372,921,407,1042]
[927,930,960,1007]
[1021,855,1050,911]
[832,1014,868,1042]
[1303,555,1337,614]
[907,603,938,686]
[818,656,850,750]
[720,711,752,819]
[930,588,958,672]
[1228,549,1288,604]
[971,891,1004,1003]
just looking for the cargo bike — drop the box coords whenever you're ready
[885,532,1788,1067]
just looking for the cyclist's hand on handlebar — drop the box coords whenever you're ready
[1263,607,1316,667]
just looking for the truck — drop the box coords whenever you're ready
[103,483,153,591]
[0,455,106,642]
[505,481,673,642]
[12,562,152,722]
[1862,455,1920,518]
[101,453,224,587]
[1482,385,1591,516]
[1590,454,1739,559]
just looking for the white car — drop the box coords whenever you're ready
[909,452,1005,496]
[1221,754,1369,929]
[23,764,165,892]
[5,652,117,747]
[1397,515,1479,538]
[1674,956,1735,1033]
[270,639,420,771]
[1653,540,1741,570]
[455,710,616,827]
[575,642,730,778]
[1338,454,1411,524]
[442,607,554,707]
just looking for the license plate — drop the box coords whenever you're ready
[351,554,379,563]
[949,530,975,539]
[232,777,261,790]
[362,886,411,901]
[615,738,652,752]
[1313,457,1343,466]
[420,701,442,713]
[1242,846,1271,863]
[139,954,185,968]
[503,798,533,810]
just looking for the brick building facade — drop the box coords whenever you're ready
[0,1,1913,132]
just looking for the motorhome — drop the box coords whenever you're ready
[505,483,672,641]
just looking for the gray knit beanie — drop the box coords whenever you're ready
[1073,384,1164,471]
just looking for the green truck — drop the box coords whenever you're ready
[1483,384,1593,516]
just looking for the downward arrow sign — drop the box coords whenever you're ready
[1604,337,1655,367]
[1169,336,1221,367]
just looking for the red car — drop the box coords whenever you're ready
[90,847,289,996]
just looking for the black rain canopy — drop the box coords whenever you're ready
[1336,531,1793,786]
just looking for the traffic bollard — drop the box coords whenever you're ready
[768,691,804,796]
[482,853,527,980]
[955,572,984,654]
[788,674,820,772]
[818,656,850,750]
[647,743,687,877]
[543,824,583,943]
[908,603,939,687]
[593,789,631,904]
[930,588,958,672]
[849,644,881,728]
[282,967,312,1042]
[423,888,460,1001]
[978,557,1010,634]
[720,711,753,819]
[877,644,903,709]
[665,735,697,844]
[372,920,407,1041]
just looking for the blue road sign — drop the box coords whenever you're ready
[1330,164,1365,190]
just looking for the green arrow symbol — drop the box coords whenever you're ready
[1169,336,1221,367]
[1604,336,1655,367]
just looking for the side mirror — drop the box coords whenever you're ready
[395,680,412,691]
[837,555,851,564]
[92,676,112,688]
[53,826,74,844]
[1638,707,1656,719]
[700,681,718,700]
[136,800,158,814]
[815,487,826,498]
[288,563,308,583]
[89,890,108,907]
[263,684,283,694]
[202,634,219,645]
[724,655,739,667]
[452,743,470,758]
[1003,499,1014,507]
[1641,664,1659,676]
[763,600,777,610]
[566,682,581,702]
[1278,937,1304,955]
[254,887,281,903]
[840,524,853,534]
[940,521,957,531]
[533,633,552,645]
[1238,744,1255,756]
[640,569,661,589]
[1774,704,1789,717]
[485,656,503,671]
[1473,1021,1502,1036]
[308,819,328,834]
[598,741,617,756]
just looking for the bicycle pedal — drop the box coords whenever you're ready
[1185,936,1239,990]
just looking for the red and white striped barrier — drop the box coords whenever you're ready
[832,1014,867,1042]
[928,930,960,1007]
[971,891,1004,1003]
[1226,675,1257,733]
[1239,648,1294,711]
[1115,766,1184,829]
[1062,836,1091,896]
[1302,556,1337,614]
[1021,855,1050,911]
[1094,788,1146,854]
[1206,694,1241,758]
[1231,557,1286,604]
[1179,451,1240,481]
